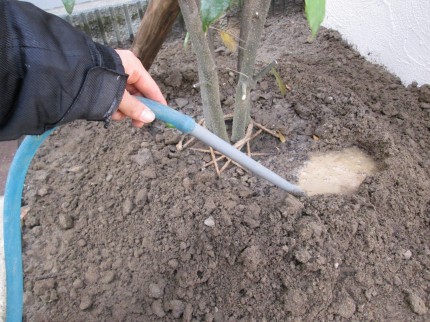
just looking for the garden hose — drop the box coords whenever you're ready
[3,98,303,321]
[3,129,54,322]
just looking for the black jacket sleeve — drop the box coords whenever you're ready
[0,1,128,141]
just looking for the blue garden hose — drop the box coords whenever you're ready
[3,129,54,322]
[3,99,303,321]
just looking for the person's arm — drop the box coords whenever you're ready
[0,1,165,141]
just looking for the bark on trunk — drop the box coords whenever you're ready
[178,0,229,142]
[231,0,271,142]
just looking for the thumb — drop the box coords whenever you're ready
[118,91,155,123]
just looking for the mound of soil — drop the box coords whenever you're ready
[22,8,430,322]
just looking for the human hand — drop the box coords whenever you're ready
[112,49,167,128]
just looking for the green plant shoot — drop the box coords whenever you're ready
[271,68,287,96]
[305,0,326,38]
[62,0,75,15]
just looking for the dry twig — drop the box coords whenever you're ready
[176,114,284,176]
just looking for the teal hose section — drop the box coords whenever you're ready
[3,129,54,322]
[137,97,196,133]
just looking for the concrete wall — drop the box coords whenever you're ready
[323,0,430,86]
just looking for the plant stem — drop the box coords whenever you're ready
[178,0,229,142]
[231,0,271,142]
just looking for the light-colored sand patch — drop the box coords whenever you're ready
[298,147,377,196]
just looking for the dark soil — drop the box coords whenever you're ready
[22,8,430,322]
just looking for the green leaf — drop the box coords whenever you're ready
[62,0,75,15]
[166,123,176,129]
[271,68,287,97]
[200,0,232,32]
[305,0,326,38]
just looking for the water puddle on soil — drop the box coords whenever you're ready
[298,147,377,196]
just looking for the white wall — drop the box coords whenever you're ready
[323,0,430,86]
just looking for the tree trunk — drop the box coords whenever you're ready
[231,0,271,142]
[178,0,229,142]
[131,0,180,70]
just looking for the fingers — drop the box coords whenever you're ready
[118,90,155,127]
[129,67,167,106]
[131,120,145,128]
[113,50,166,128]
[112,103,147,128]
[116,50,167,105]
[111,110,126,121]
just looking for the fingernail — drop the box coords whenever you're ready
[140,109,155,123]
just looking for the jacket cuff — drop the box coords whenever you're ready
[58,47,127,126]
[95,43,124,74]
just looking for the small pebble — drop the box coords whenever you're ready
[163,131,182,145]
[72,279,84,289]
[58,213,74,230]
[294,248,311,264]
[84,266,100,284]
[101,270,115,284]
[324,96,334,104]
[151,300,166,318]
[20,206,31,222]
[407,291,427,315]
[175,98,189,108]
[403,250,412,260]
[204,216,215,227]
[149,283,164,299]
[169,300,185,318]
[214,309,225,322]
[183,303,193,322]
[37,187,49,197]
[165,70,182,87]
[67,165,83,173]
[79,295,93,310]
[33,278,55,296]
[77,239,87,247]
[204,199,217,213]
[168,258,179,269]
[334,295,356,318]
[393,275,402,286]
[419,102,430,109]
[242,214,260,228]
[123,198,133,215]
[135,188,148,204]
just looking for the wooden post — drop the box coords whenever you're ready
[131,0,180,70]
